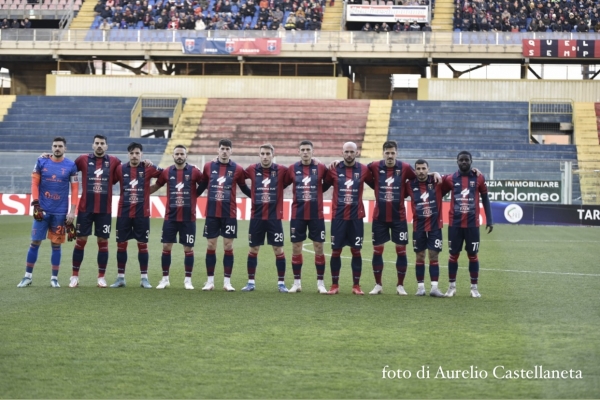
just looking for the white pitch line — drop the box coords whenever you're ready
[301,243,600,277]
[486,240,599,243]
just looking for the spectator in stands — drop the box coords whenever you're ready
[20,18,32,29]
[155,16,166,29]
[381,22,391,32]
[393,20,404,31]
[11,19,19,29]
[194,15,206,31]
[373,23,381,33]
[273,6,283,21]
[1,19,9,29]
[101,6,114,20]
[422,21,432,31]
[94,0,104,16]
[168,15,180,29]
[284,14,296,29]
[100,18,111,30]
[221,0,232,13]
[409,20,421,30]
[361,22,372,31]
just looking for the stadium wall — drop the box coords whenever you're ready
[418,79,600,102]
[46,75,351,99]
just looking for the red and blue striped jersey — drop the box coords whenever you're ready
[325,162,373,220]
[285,161,329,220]
[155,164,203,222]
[114,162,162,218]
[442,171,488,228]
[200,160,248,219]
[405,176,446,232]
[368,160,416,222]
[245,163,289,220]
[33,157,78,215]
[75,154,121,214]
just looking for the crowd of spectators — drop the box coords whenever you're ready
[453,0,600,32]
[93,0,326,30]
[0,18,32,28]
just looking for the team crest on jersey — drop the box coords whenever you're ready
[185,175,190,181]
[395,170,401,176]
[139,172,144,178]
[354,173,359,179]
[470,181,475,187]
[105,161,109,167]
[428,184,433,190]
[271,171,277,177]
[227,171,233,177]
[311,169,317,175]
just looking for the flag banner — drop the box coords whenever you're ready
[182,37,281,55]
[522,39,600,58]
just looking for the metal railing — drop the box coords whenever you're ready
[0,28,598,46]
[575,169,600,205]
[529,98,574,140]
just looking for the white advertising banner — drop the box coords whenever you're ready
[346,5,430,23]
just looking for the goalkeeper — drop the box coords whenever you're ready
[17,137,79,288]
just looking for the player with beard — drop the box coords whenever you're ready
[110,142,162,289]
[323,142,373,295]
[69,135,121,288]
[441,151,493,298]
[404,159,448,297]
[17,137,78,288]
[150,145,203,290]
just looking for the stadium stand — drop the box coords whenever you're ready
[573,102,600,204]
[80,0,325,31]
[452,0,600,32]
[0,96,169,154]
[387,100,580,197]
[187,98,370,156]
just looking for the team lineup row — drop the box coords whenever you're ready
[17,135,493,297]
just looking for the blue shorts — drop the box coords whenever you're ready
[116,216,150,243]
[448,226,480,255]
[412,229,443,253]
[371,219,408,246]
[31,214,66,244]
[248,219,284,247]
[76,212,112,239]
[290,218,326,243]
[330,219,364,249]
[161,220,196,247]
[203,217,238,239]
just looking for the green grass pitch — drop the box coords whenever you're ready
[0,215,598,398]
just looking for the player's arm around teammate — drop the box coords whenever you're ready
[284,140,330,294]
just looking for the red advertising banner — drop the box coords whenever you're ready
[522,39,598,58]
[0,194,488,225]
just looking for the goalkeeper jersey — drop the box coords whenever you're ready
[32,157,78,215]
